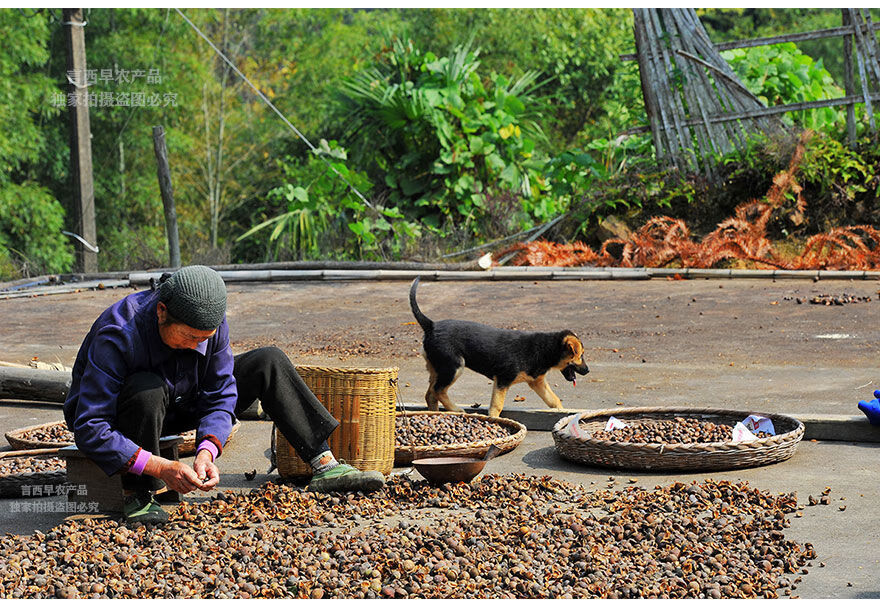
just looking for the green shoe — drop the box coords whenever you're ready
[307,463,385,494]
[123,492,169,525]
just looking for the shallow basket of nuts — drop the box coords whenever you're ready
[394,411,527,466]
[552,407,804,471]
[5,421,74,450]
[5,419,239,457]
[0,449,67,498]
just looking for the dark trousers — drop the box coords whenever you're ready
[116,346,339,492]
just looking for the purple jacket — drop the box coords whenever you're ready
[64,288,236,476]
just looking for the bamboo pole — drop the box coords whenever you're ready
[848,8,877,130]
[680,12,755,147]
[633,10,668,166]
[647,9,693,170]
[843,10,858,146]
[0,448,62,459]
[857,9,880,85]
[674,55,716,179]
[665,10,717,174]
[621,92,880,135]
[635,9,680,164]
[620,22,880,61]
[668,10,732,156]
[685,10,761,150]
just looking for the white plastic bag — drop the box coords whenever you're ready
[742,414,776,436]
[731,422,759,443]
[568,414,585,438]
[604,416,628,431]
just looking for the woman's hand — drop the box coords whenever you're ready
[193,448,220,490]
[144,456,204,494]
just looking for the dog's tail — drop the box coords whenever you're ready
[409,277,433,332]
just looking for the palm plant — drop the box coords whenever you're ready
[340,36,549,236]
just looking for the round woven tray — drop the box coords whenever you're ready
[5,421,73,450]
[0,450,66,498]
[552,407,804,471]
[5,419,240,456]
[394,412,527,467]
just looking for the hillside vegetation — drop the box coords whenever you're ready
[1,8,878,278]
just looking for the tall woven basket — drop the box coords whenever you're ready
[275,366,398,479]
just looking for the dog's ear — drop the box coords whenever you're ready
[563,334,582,358]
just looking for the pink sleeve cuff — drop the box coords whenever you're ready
[130,448,151,475]
[197,440,219,462]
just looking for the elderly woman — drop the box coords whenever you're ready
[64,265,383,524]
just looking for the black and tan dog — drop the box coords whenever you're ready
[409,277,589,417]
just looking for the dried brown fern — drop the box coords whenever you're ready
[628,217,697,267]
[766,129,812,220]
[795,226,880,270]
[502,240,602,267]
[495,130,874,271]
[697,201,780,267]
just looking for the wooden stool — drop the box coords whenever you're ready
[60,435,183,513]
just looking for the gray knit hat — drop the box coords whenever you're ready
[158,265,227,330]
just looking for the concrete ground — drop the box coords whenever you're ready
[2,276,880,598]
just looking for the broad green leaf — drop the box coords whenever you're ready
[291,186,309,203]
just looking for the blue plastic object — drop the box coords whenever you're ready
[857,389,880,426]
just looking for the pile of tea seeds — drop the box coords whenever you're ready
[0,456,66,475]
[590,417,772,444]
[0,473,816,599]
[395,414,510,447]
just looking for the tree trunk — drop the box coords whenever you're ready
[0,367,71,403]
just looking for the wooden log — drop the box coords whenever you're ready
[63,8,97,274]
[0,367,70,403]
[152,125,181,269]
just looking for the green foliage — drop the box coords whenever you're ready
[798,134,876,229]
[341,36,553,241]
[564,129,880,246]
[0,183,74,275]
[564,167,707,241]
[403,9,639,149]
[40,8,213,270]
[251,9,409,141]
[722,43,845,132]
[719,131,878,233]
[236,139,420,261]
[0,9,71,279]
[543,151,606,206]
[701,9,880,87]
[8,8,880,272]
